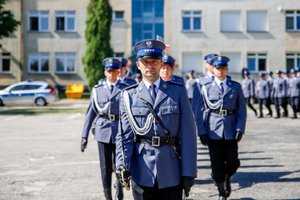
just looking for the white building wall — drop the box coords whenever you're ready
[164,0,300,79]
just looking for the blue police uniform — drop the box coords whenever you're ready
[161,54,185,85]
[192,54,217,133]
[81,58,128,200]
[242,71,257,116]
[272,70,289,118]
[119,58,137,86]
[255,72,273,117]
[192,56,247,199]
[115,40,197,200]
[288,69,300,118]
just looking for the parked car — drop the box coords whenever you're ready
[0,81,58,106]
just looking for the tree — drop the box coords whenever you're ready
[83,0,114,90]
[0,0,19,39]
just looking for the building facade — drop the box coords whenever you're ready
[1,0,300,88]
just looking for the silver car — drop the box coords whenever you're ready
[0,81,58,106]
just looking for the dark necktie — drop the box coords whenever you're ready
[149,84,157,101]
[110,85,114,93]
[220,82,224,94]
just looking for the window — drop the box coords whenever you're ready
[132,0,164,44]
[247,11,268,32]
[28,11,49,32]
[55,53,76,73]
[247,53,267,72]
[56,11,76,32]
[286,53,300,70]
[221,52,241,73]
[0,53,11,72]
[28,53,49,73]
[221,11,241,32]
[286,11,300,31]
[182,11,202,32]
[113,11,124,20]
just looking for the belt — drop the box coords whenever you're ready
[210,109,236,116]
[135,136,178,147]
[99,114,119,121]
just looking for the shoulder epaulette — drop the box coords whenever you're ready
[124,83,139,91]
[168,80,184,86]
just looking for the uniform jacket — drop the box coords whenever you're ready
[169,75,185,85]
[272,77,288,98]
[256,79,271,99]
[119,76,137,86]
[242,78,255,98]
[289,77,300,97]
[192,77,247,140]
[81,80,128,143]
[115,79,197,189]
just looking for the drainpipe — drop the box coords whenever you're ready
[19,0,24,81]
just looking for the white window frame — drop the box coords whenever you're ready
[182,11,202,32]
[55,52,76,74]
[247,53,267,72]
[28,53,49,73]
[28,11,49,32]
[220,11,241,32]
[247,10,268,32]
[286,10,300,31]
[113,11,124,21]
[55,11,76,32]
[0,53,11,73]
[286,53,300,69]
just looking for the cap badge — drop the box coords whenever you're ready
[146,40,152,48]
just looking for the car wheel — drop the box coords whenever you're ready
[0,99,4,106]
[35,97,47,106]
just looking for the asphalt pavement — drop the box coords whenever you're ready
[0,99,300,200]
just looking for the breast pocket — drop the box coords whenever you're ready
[131,107,150,127]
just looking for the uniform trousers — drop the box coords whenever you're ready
[290,97,300,117]
[245,97,257,115]
[258,98,272,116]
[274,97,288,117]
[132,179,182,200]
[208,139,240,183]
[97,141,116,190]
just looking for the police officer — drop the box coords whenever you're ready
[115,39,197,200]
[242,71,257,116]
[160,54,184,85]
[81,58,128,200]
[272,70,289,118]
[118,57,137,86]
[288,69,300,119]
[192,53,218,137]
[192,56,247,200]
[185,70,196,103]
[255,72,273,118]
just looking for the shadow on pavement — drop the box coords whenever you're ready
[233,170,300,189]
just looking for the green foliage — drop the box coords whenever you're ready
[0,0,19,39]
[83,0,114,90]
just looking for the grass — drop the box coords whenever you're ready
[0,108,86,115]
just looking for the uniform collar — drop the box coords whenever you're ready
[106,80,117,87]
[143,78,161,90]
[214,77,227,87]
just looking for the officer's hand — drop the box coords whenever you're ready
[199,135,209,146]
[81,137,88,152]
[116,166,131,190]
[236,132,243,142]
[182,176,195,197]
